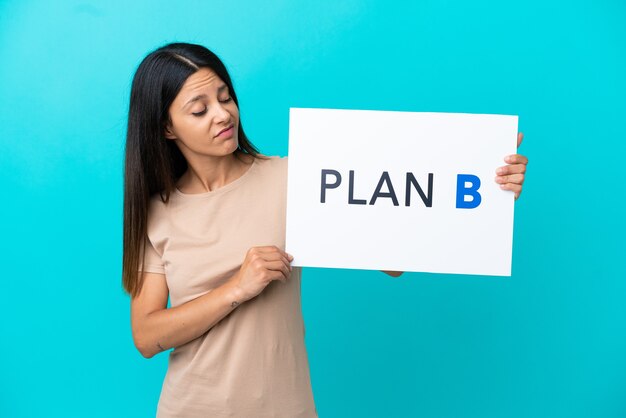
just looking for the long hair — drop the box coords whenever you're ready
[122,42,261,297]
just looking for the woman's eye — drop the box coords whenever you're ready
[192,107,207,117]
[220,96,232,103]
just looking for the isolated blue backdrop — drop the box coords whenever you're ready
[1,1,625,417]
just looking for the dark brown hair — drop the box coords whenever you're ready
[122,42,261,297]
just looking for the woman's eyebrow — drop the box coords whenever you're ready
[183,94,206,109]
[182,85,228,109]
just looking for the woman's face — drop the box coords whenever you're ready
[165,67,239,160]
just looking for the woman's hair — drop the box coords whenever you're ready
[122,42,261,297]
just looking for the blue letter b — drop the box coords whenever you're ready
[456,174,482,209]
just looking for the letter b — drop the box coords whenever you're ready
[456,174,482,209]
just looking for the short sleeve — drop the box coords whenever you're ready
[138,236,165,274]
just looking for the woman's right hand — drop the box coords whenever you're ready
[229,246,293,302]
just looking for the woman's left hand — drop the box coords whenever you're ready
[495,132,528,200]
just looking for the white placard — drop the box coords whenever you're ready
[286,108,518,276]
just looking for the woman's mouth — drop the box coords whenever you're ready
[215,125,234,139]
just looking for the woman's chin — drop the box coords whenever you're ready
[225,138,240,154]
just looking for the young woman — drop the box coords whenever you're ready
[122,42,528,418]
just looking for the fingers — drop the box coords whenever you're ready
[495,173,524,185]
[257,250,292,267]
[496,163,526,176]
[496,164,525,200]
[250,245,293,261]
[503,154,528,165]
[246,246,293,283]
[382,270,404,277]
[252,246,293,275]
[261,253,293,278]
[499,182,522,200]
[496,138,528,201]
[263,260,291,282]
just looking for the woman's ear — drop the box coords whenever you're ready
[164,123,177,140]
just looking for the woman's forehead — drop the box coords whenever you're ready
[180,68,226,95]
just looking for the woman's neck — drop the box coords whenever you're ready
[176,152,253,194]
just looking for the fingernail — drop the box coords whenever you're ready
[505,156,512,163]
[287,253,294,261]
[496,168,504,175]
[500,184,507,190]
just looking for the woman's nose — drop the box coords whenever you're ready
[213,103,231,123]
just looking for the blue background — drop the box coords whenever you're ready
[1,1,625,417]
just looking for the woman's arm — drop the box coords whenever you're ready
[131,246,292,359]
[131,272,244,359]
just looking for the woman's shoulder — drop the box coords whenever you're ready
[251,154,288,186]
[255,153,287,164]
[254,154,288,171]
[143,192,171,239]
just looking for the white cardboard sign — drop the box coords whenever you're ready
[285,108,518,276]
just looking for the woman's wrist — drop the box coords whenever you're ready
[224,277,247,307]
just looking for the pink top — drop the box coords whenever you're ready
[140,156,317,417]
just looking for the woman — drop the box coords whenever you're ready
[122,42,528,417]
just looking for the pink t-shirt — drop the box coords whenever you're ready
[140,156,317,417]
